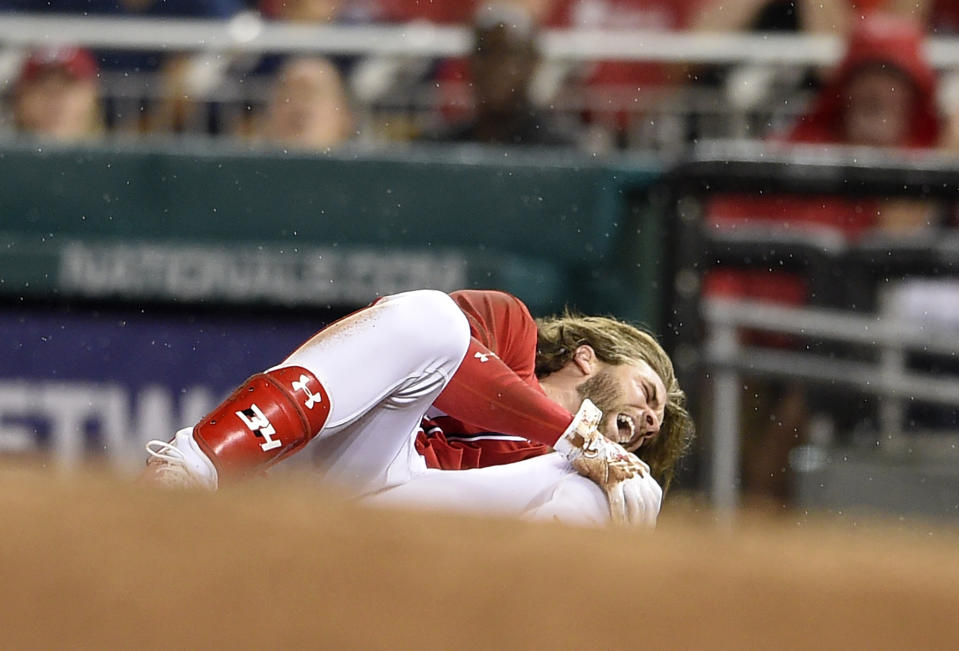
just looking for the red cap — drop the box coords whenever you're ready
[19,46,99,84]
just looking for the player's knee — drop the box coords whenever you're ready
[384,289,470,360]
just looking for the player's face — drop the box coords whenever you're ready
[575,360,666,452]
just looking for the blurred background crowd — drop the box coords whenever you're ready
[4,0,959,155]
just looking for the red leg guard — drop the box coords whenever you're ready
[192,366,331,480]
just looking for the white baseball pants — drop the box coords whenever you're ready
[270,289,615,525]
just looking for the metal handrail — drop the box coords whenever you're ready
[703,297,959,517]
[2,14,959,68]
[705,298,959,356]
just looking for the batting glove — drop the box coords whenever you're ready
[554,399,654,526]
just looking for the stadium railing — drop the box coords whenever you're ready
[666,141,959,517]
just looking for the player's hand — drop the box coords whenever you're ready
[603,464,662,527]
[568,440,657,527]
[555,399,657,526]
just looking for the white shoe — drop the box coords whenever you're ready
[145,428,219,491]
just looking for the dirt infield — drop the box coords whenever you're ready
[1,467,957,650]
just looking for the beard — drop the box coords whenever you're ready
[575,368,628,443]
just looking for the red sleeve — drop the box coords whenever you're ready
[432,291,574,446]
[448,290,537,380]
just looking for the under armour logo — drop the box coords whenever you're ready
[292,374,322,410]
[474,351,498,363]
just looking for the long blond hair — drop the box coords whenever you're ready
[535,311,694,490]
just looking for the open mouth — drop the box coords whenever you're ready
[615,413,636,446]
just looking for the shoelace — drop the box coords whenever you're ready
[144,439,203,489]
[145,439,186,466]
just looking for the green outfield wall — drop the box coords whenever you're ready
[0,141,668,325]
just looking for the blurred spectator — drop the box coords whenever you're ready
[686,1,947,146]
[873,0,959,35]
[144,0,355,137]
[424,3,579,146]
[926,0,959,34]
[692,0,853,36]
[0,0,246,135]
[710,14,941,256]
[551,0,705,147]
[704,13,943,502]
[689,0,857,144]
[788,16,938,149]
[260,0,340,21]
[107,0,246,77]
[12,46,104,142]
[141,54,209,135]
[111,0,244,134]
[413,0,703,149]
[242,0,352,75]
[711,13,941,238]
[248,56,354,150]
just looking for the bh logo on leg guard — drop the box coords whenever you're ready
[236,404,281,451]
[191,366,330,479]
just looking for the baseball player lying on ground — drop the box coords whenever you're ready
[142,289,694,527]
